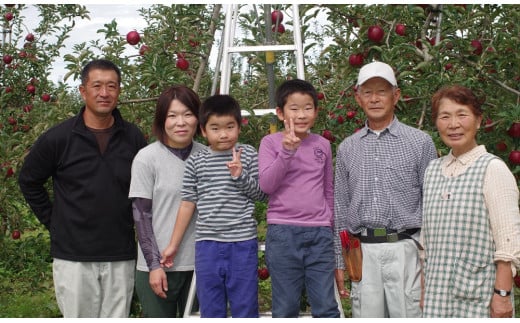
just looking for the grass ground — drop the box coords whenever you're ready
[0,227,518,318]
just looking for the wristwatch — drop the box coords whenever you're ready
[494,288,511,297]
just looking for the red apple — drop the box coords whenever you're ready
[6,167,14,178]
[272,23,285,34]
[23,104,33,113]
[317,92,325,100]
[483,118,493,132]
[26,84,36,94]
[258,267,270,280]
[4,12,14,21]
[322,129,335,142]
[8,116,16,125]
[471,39,483,55]
[176,57,189,70]
[126,30,140,45]
[337,115,344,124]
[3,54,13,64]
[271,10,284,24]
[346,111,357,119]
[11,230,20,240]
[25,33,35,42]
[348,18,359,28]
[395,23,406,36]
[188,38,199,48]
[41,93,51,102]
[507,122,520,138]
[139,44,150,56]
[496,141,507,152]
[18,51,27,59]
[514,274,520,288]
[444,63,453,71]
[5,86,12,93]
[509,150,520,165]
[348,53,364,67]
[367,25,384,43]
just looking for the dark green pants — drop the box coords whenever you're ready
[135,270,197,318]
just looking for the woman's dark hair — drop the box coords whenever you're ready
[431,85,483,121]
[152,85,201,144]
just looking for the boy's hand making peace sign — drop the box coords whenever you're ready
[282,118,301,152]
[227,146,243,178]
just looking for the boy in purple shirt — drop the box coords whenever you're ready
[258,79,340,318]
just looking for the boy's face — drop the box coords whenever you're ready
[276,92,318,138]
[201,114,240,151]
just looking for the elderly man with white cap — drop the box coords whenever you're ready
[333,61,437,317]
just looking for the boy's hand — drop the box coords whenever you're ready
[227,147,243,178]
[282,118,301,151]
[160,244,177,268]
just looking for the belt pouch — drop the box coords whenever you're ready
[340,230,363,282]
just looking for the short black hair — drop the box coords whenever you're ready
[80,59,121,85]
[199,94,242,129]
[275,79,318,110]
[153,85,201,144]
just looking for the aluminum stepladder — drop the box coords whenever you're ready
[218,3,305,96]
[184,4,344,318]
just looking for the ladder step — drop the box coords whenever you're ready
[227,44,298,53]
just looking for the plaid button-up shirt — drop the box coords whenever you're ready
[333,117,437,268]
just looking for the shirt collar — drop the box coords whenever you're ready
[444,145,487,167]
[361,116,399,138]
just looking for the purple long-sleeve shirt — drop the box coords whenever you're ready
[258,132,334,227]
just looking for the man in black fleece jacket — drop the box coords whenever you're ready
[18,59,147,317]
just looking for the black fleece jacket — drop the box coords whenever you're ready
[18,107,147,262]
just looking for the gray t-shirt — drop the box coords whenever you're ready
[129,141,207,272]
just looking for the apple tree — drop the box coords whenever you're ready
[310,4,520,168]
[1,3,520,316]
[0,4,90,238]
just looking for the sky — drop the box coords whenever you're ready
[19,4,152,86]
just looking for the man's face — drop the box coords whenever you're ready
[79,69,120,118]
[355,77,400,130]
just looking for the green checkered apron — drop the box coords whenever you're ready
[422,153,496,317]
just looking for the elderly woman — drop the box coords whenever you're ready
[421,85,520,318]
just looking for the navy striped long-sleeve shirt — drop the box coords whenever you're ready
[182,143,267,242]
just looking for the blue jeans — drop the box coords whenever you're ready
[265,224,340,318]
[195,239,259,318]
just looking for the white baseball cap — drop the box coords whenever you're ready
[356,61,397,87]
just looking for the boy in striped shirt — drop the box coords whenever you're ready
[161,94,267,318]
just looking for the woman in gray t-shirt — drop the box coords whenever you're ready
[129,85,206,317]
